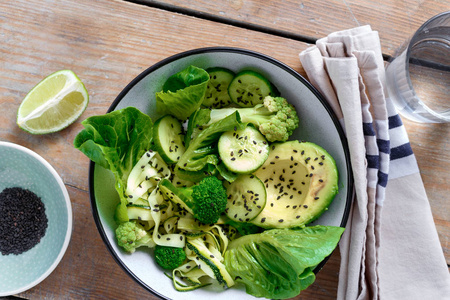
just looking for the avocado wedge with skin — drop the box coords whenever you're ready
[252,140,339,228]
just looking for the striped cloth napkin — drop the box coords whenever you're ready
[299,25,450,300]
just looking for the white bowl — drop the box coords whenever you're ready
[0,141,72,296]
[89,47,353,299]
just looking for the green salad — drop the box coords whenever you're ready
[74,65,344,299]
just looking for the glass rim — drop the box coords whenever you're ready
[402,11,450,122]
[406,10,450,60]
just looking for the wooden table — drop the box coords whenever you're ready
[1,0,448,299]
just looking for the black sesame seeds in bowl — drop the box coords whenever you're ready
[0,187,48,255]
[0,141,72,296]
[88,47,353,300]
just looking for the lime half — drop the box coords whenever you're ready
[17,70,89,134]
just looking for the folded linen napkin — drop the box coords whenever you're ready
[299,25,450,300]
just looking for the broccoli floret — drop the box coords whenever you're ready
[191,96,299,143]
[115,221,154,253]
[154,245,187,269]
[160,176,227,224]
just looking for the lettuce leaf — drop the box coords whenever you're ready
[156,65,210,121]
[175,111,245,182]
[184,107,212,149]
[73,107,153,209]
[224,226,345,299]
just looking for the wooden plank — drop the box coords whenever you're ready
[139,0,450,57]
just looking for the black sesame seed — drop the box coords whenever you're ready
[0,187,49,255]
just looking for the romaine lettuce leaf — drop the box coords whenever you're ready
[156,65,210,121]
[224,226,345,299]
[73,107,153,208]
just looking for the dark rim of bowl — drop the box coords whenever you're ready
[88,46,353,299]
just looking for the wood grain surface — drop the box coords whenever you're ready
[137,0,450,57]
[0,0,448,299]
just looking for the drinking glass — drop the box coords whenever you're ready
[385,11,450,123]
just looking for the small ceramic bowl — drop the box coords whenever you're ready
[0,141,72,296]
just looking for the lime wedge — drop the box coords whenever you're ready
[17,70,89,134]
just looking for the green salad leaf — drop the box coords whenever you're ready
[224,226,345,299]
[73,107,153,219]
[156,65,210,121]
[184,107,211,149]
[175,111,245,182]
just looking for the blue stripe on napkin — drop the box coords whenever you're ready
[390,143,414,160]
[378,171,388,187]
[388,114,403,129]
[377,139,390,154]
[385,106,419,179]
[363,122,376,136]
[366,155,380,169]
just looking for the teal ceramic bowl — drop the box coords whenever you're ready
[0,141,72,296]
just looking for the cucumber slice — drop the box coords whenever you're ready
[128,197,150,206]
[203,67,235,108]
[228,70,274,107]
[225,174,266,222]
[127,205,153,221]
[186,237,235,288]
[153,115,185,164]
[218,125,269,174]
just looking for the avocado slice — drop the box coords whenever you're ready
[252,140,338,228]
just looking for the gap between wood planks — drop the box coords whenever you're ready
[125,0,393,61]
